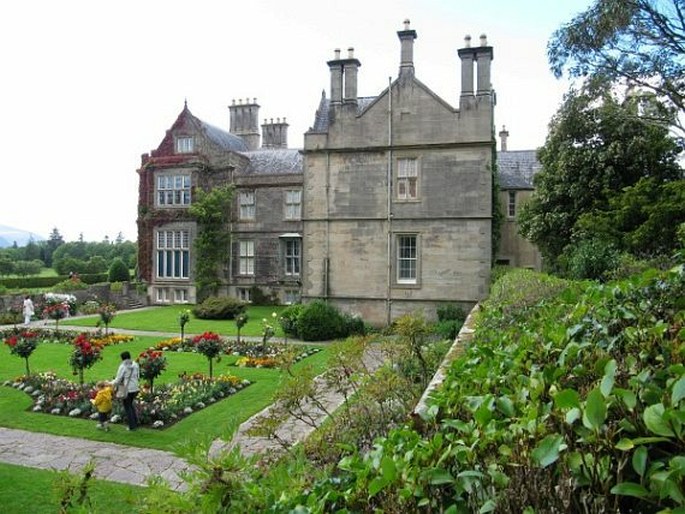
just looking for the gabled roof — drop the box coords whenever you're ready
[498,150,541,189]
[200,119,248,152]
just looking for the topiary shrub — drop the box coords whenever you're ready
[108,257,130,283]
[192,296,247,320]
[279,304,305,337]
[296,300,345,341]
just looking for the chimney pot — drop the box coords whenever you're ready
[464,34,471,47]
[348,47,354,59]
[404,19,410,30]
[334,48,341,59]
[480,34,487,46]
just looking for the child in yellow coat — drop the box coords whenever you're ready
[91,381,113,431]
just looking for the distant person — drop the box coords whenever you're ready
[91,381,113,431]
[22,295,34,325]
[111,351,140,431]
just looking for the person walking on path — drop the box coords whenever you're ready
[91,380,113,431]
[112,351,140,431]
[22,295,34,325]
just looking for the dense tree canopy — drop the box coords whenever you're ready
[549,0,685,134]
[518,89,683,267]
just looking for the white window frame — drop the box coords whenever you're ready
[157,175,191,206]
[239,240,255,276]
[284,238,301,276]
[239,191,256,220]
[397,158,419,200]
[156,288,170,303]
[156,230,190,279]
[507,190,516,218]
[284,190,302,220]
[237,287,251,302]
[396,234,418,284]
[284,290,300,305]
[174,289,188,303]
[176,136,194,154]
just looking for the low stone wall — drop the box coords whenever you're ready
[0,283,148,314]
[412,303,480,421]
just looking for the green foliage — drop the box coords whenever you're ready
[518,88,683,267]
[188,185,234,301]
[296,300,345,341]
[279,304,305,337]
[107,257,130,282]
[52,240,136,276]
[13,259,43,277]
[248,285,279,306]
[192,296,247,320]
[436,303,465,322]
[548,0,685,135]
[564,237,621,281]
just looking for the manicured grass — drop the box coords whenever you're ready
[0,462,145,514]
[0,335,330,451]
[61,304,287,337]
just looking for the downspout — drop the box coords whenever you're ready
[386,76,393,326]
[324,151,331,300]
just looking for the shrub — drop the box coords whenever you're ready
[341,312,366,336]
[432,319,463,340]
[192,296,247,320]
[279,304,305,337]
[249,286,279,306]
[436,303,465,322]
[108,258,130,282]
[296,300,345,341]
[564,237,620,281]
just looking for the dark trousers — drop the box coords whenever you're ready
[122,391,139,429]
[97,411,110,424]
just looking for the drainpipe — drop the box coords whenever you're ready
[386,76,393,326]
[324,151,331,300]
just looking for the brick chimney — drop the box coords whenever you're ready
[261,117,289,149]
[229,98,260,150]
[476,34,493,95]
[328,49,343,106]
[343,47,361,105]
[397,19,417,79]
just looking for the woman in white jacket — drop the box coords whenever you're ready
[112,351,140,431]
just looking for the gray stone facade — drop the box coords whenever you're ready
[136,21,540,325]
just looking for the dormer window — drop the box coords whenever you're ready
[176,136,194,154]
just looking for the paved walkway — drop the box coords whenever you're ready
[0,318,385,491]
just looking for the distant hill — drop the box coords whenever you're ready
[0,225,46,248]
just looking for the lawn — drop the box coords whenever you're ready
[0,462,145,514]
[0,333,330,451]
[61,304,288,338]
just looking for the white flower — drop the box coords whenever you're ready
[32,405,42,412]
[183,407,193,414]
[152,420,164,429]
[89,412,100,420]
[195,402,205,409]
[68,408,82,417]
[31,390,41,397]
[110,414,121,423]
[228,388,236,395]
[23,386,34,394]
[50,408,61,415]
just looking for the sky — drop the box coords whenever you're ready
[0,0,592,243]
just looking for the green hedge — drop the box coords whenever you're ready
[0,273,108,289]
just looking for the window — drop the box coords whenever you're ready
[284,239,301,276]
[284,290,300,305]
[239,240,255,275]
[239,191,255,220]
[157,175,191,206]
[285,190,302,220]
[397,158,418,200]
[176,136,194,153]
[174,289,188,303]
[507,191,516,218]
[155,288,170,303]
[237,287,251,302]
[156,230,190,279]
[397,234,418,283]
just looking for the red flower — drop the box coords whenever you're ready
[5,336,17,348]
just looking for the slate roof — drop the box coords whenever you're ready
[497,150,541,189]
[309,94,377,132]
[241,148,303,174]
[200,120,249,152]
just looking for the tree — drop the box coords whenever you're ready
[44,228,65,267]
[188,185,234,301]
[548,0,685,135]
[518,89,683,267]
[108,257,130,282]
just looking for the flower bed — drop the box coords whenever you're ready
[0,327,133,347]
[5,371,251,429]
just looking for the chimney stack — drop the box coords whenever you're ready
[397,19,417,78]
[229,98,260,150]
[499,125,509,151]
[261,117,289,149]
[328,49,343,106]
[343,47,361,104]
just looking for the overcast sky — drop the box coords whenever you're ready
[0,0,591,243]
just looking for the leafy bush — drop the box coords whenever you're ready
[279,304,304,337]
[248,286,279,306]
[564,237,621,281]
[436,303,465,322]
[432,319,463,340]
[341,312,366,336]
[192,296,247,320]
[108,257,130,282]
[296,300,345,341]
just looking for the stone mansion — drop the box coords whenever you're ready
[136,20,541,326]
